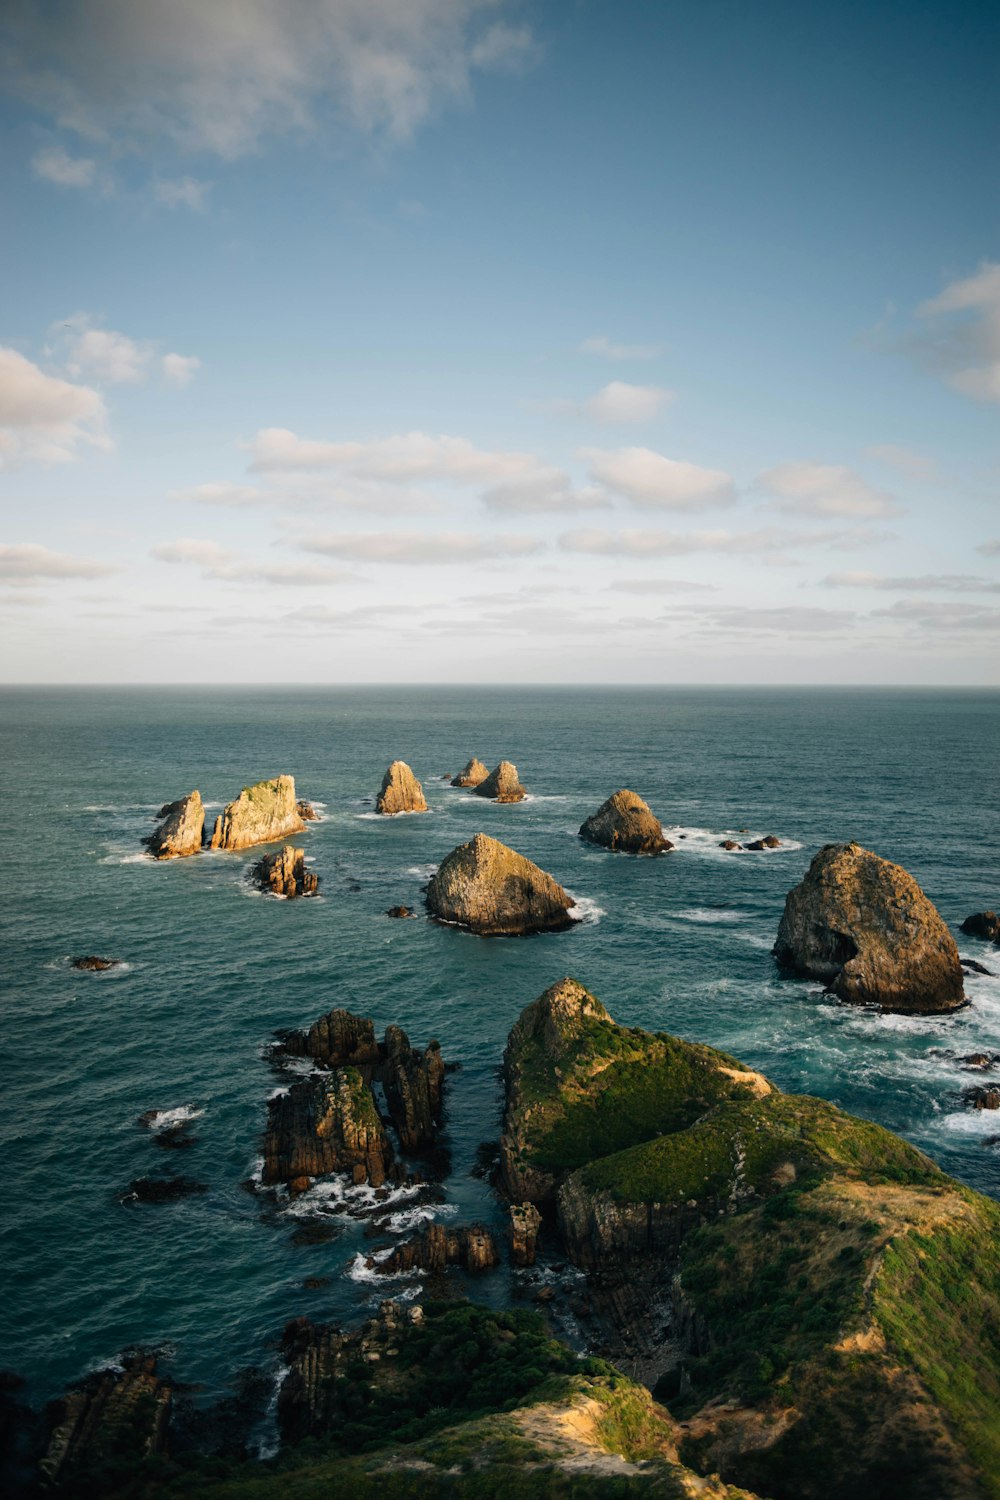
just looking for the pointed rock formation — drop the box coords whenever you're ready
[381,1025,445,1152]
[145,790,205,858]
[39,1353,172,1489]
[370,1221,499,1275]
[509,1202,542,1266]
[961,911,1000,944]
[375,760,428,815]
[426,833,573,936]
[209,775,306,851]
[474,759,526,802]
[579,789,672,854]
[297,799,318,821]
[774,842,965,1014]
[251,845,319,898]
[262,1068,393,1187]
[276,1008,381,1071]
[451,756,489,788]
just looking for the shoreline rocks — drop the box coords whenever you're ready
[474,760,525,803]
[579,789,672,855]
[509,1202,542,1266]
[375,760,427,815]
[426,833,574,936]
[451,756,489,788]
[39,1353,172,1489]
[145,790,205,859]
[250,845,318,898]
[774,842,965,1014]
[367,1222,499,1276]
[960,911,1000,945]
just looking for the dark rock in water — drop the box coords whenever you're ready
[262,1069,393,1187]
[381,1026,444,1153]
[209,775,306,851]
[961,956,995,976]
[746,834,781,850]
[578,789,672,855]
[426,832,573,936]
[474,759,526,802]
[290,1221,340,1247]
[451,756,489,788]
[303,1276,330,1289]
[385,905,414,918]
[369,1221,499,1275]
[251,845,319,898]
[960,911,1000,944]
[297,799,318,821]
[122,1176,207,1202]
[71,955,122,971]
[39,1352,172,1488]
[965,1085,1000,1110]
[960,1052,1000,1071]
[277,1008,381,1070]
[145,790,205,859]
[375,760,427,815]
[509,1202,542,1267]
[719,839,743,851]
[774,842,965,1014]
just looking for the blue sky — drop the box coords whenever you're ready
[1,0,998,683]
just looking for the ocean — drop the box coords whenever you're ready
[2,685,998,1417]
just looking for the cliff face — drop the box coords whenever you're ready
[370,1222,500,1276]
[774,841,965,1014]
[579,789,672,855]
[251,845,318,897]
[209,775,306,851]
[451,756,489,787]
[426,832,573,936]
[39,1353,172,1489]
[145,791,204,858]
[474,759,526,802]
[262,1068,392,1186]
[375,760,428,815]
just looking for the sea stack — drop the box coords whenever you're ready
[451,756,489,788]
[578,789,672,854]
[375,760,428,815]
[251,846,318,898]
[426,833,574,936]
[474,760,526,803]
[961,912,1000,944]
[145,791,205,858]
[262,1069,393,1187]
[774,841,965,1014]
[209,775,306,851]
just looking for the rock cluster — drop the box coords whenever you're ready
[39,1353,172,1488]
[426,832,574,936]
[774,842,965,1014]
[210,775,306,850]
[368,1221,499,1276]
[746,834,780,850]
[251,845,318,898]
[961,911,1000,944]
[451,756,489,788]
[376,760,428,815]
[297,800,318,821]
[579,789,672,854]
[146,790,205,858]
[474,760,526,802]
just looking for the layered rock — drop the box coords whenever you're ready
[451,756,489,788]
[579,789,672,855]
[145,790,205,858]
[39,1353,172,1489]
[277,1007,381,1071]
[774,842,965,1014]
[375,760,427,815]
[381,1025,445,1152]
[426,833,573,936]
[262,1068,392,1187]
[209,775,306,851]
[474,760,526,802]
[369,1221,499,1275]
[251,845,318,898]
[961,911,1000,944]
[509,1202,542,1266]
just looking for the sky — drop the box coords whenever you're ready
[1,0,998,685]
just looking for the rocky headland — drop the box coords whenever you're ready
[425,832,574,936]
[579,788,672,854]
[451,756,489,788]
[250,845,318,898]
[209,774,306,850]
[375,760,428,815]
[474,759,526,802]
[773,841,965,1013]
[145,790,205,858]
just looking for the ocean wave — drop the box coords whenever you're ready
[346,1250,422,1283]
[568,895,605,925]
[284,1175,424,1221]
[143,1105,205,1132]
[674,907,746,924]
[99,850,155,866]
[406,864,437,879]
[664,825,804,856]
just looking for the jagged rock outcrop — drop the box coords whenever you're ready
[375,760,427,815]
[426,833,573,936]
[209,775,306,851]
[39,1353,172,1488]
[262,1069,393,1187]
[965,1085,1000,1110]
[71,955,122,971]
[297,800,318,821]
[579,789,672,854]
[474,760,526,802]
[509,1202,542,1266]
[385,905,413,918]
[746,834,780,850]
[369,1221,499,1275]
[774,842,965,1014]
[251,845,318,898]
[277,1008,381,1070]
[961,911,1000,944]
[381,1025,444,1152]
[451,756,489,788]
[145,790,205,858]
[719,840,742,851]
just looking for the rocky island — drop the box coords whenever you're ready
[474,759,526,802]
[209,774,306,850]
[425,832,574,935]
[375,760,428,815]
[773,841,965,1013]
[250,845,318,898]
[579,788,672,854]
[451,756,489,787]
[144,790,205,858]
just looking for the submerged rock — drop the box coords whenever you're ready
[451,756,489,788]
[39,1352,172,1489]
[774,842,965,1014]
[474,760,526,802]
[262,1069,393,1187]
[385,905,414,918]
[70,955,122,971]
[509,1202,542,1267]
[122,1176,207,1203]
[579,788,672,854]
[209,775,306,851]
[746,834,781,850]
[375,760,427,815]
[145,790,205,859]
[251,845,319,898]
[426,832,574,936]
[960,911,1000,944]
[961,956,995,976]
[369,1221,499,1275]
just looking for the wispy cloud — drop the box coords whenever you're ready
[584,382,674,424]
[150,536,350,585]
[902,262,1000,406]
[559,524,890,558]
[580,447,735,511]
[154,175,211,211]
[0,346,108,466]
[169,481,268,508]
[758,462,902,519]
[821,571,1000,593]
[863,444,937,480]
[249,427,536,484]
[0,541,118,583]
[31,144,98,188]
[482,468,609,514]
[299,530,543,563]
[162,352,201,386]
[580,336,663,361]
[58,314,200,389]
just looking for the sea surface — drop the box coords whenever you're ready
[2,686,999,1418]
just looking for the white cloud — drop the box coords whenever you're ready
[871,598,1000,633]
[299,530,542,563]
[0,346,107,466]
[559,524,890,558]
[584,382,674,424]
[759,462,902,518]
[162,352,201,386]
[154,175,210,210]
[170,481,267,507]
[152,538,234,567]
[913,262,1000,405]
[64,319,152,384]
[249,427,537,485]
[580,336,663,361]
[703,605,856,635]
[821,571,1000,593]
[31,144,97,187]
[7,1,539,159]
[482,468,609,514]
[863,444,937,480]
[151,536,350,584]
[978,539,1000,557]
[0,541,117,582]
[605,578,716,594]
[581,447,735,511]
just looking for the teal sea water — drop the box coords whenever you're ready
[2,686,999,1416]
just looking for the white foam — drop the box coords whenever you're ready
[937,1108,1000,1138]
[356,808,431,821]
[406,864,437,879]
[100,851,155,866]
[674,907,745,924]
[664,825,804,856]
[346,1250,422,1283]
[568,895,605,925]
[145,1105,204,1132]
[284,1173,423,1220]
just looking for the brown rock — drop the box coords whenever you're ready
[251,845,319,898]
[774,842,965,1014]
[719,840,743,851]
[385,905,414,918]
[279,1008,381,1070]
[451,756,489,788]
[960,911,1000,944]
[375,760,427,815]
[746,834,781,850]
[381,1026,444,1152]
[965,1086,1000,1110]
[297,800,318,821]
[262,1069,393,1187]
[145,790,205,859]
[474,760,526,802]
[70,955,122,971]
[39,1353,172,1488]
[510,1202,542,1266]
[426,832,574,936]
[373,1221,499,1275]
[209,775,306,851]
[579,788,672,854]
